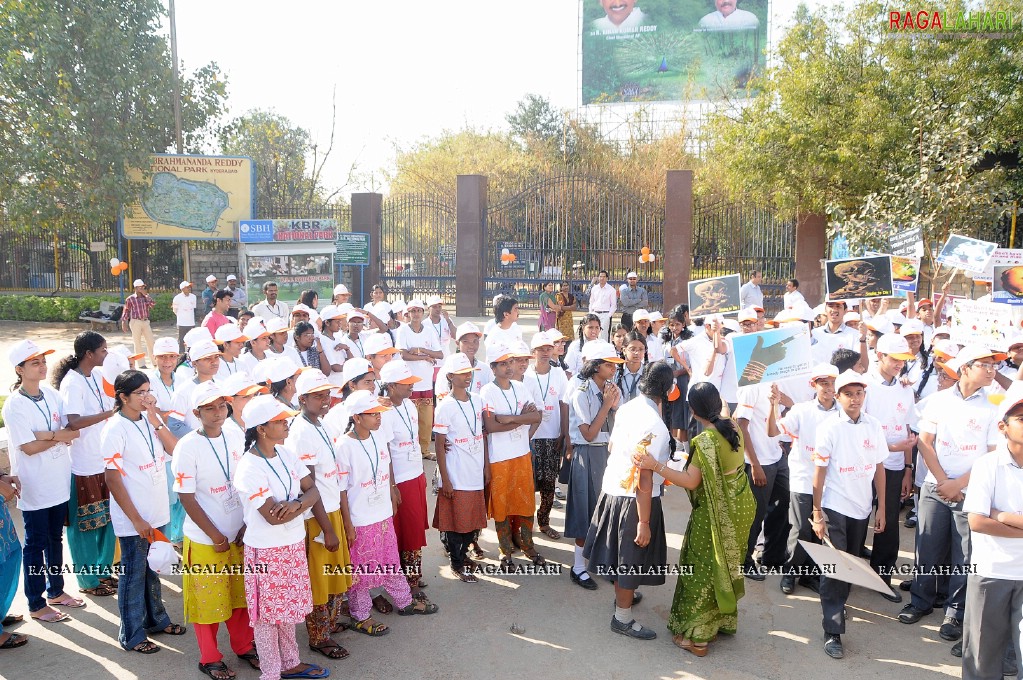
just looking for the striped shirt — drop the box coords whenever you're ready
[123,293,155,321]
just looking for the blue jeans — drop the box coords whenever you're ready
[117,535,172,649]
[22,503,68,612]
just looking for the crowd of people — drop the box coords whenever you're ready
[1,270,1021,679]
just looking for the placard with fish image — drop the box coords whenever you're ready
[824,256,894,301]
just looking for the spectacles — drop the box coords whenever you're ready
[972,362,1000,371]
[131,389,153,397]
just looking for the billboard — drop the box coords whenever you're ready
[580,0,768,104]
[122,154,255,240]
[239,219,337,243]
[245,253,334,305]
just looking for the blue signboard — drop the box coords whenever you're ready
[239,220,274,243]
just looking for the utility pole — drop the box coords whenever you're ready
[169,0,190,280]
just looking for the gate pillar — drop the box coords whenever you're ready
[663,170,693,314]
[456,175,487,317]
[351,192,383,306]
[795,212,827,306]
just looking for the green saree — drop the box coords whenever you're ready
[668,427,756,642]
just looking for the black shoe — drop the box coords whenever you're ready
[824,634,844,659]
[570,569,598,590]
[554,488,566,501]
[743,561,766,582]
[880,586,903,603]
[939,616,962,641]
[780,575,796,594]
[904,516,917,528]
[614,591,643,607]
[899,579,912,591]
[860,547,872,559]
[935,593,947,608]
[950,640,962,658]
[898,604,933,624]
[798,576,821,594]
[610,616,656,640]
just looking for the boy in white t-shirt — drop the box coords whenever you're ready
[172,281,197,352]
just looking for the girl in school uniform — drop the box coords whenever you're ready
[237,320,274,375]
[214,325,249,380]
[564,314,602,377]
[102,369,186,653]
[0,470,26,648]
[172,382,258,678]
[615,331,648,406]
[286,371,353,661]
[524,331,569,540]
[234,395,327,680]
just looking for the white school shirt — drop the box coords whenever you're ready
[734,384,782,466]
[615,364,645,405]
[810,324,860,365]
[683,332,728,396]
[564,341,587,376]
[237,351,270,376]
[962,446,1023,580]
[778,398,839,495]
[524,366,568,440]
[363,301,393,326]
[601,396,671,498]
[481,381,534,465]
[340,331,376,359]
[171,428,245,544]
[433,393,486,491]
[863,370,917,471]
[646,335,665,362]
[3,387,71,511]
[251,299,290,322]
[783,290,806,309]
[215,357,242,381]
[146,370,180,414]
[172,292,197,327]
[318,333,348,386]
[286,415,343,515]
[59,369,113,476]
[918,384,1000,486]
[337,431,393,527]
[815,409,889,520]
[566,378,612,446]
[102,413,170,537]
[233,446,308,549]
[171,378,215,430]
[395,323,442,389]
[435,356,493,400]
[382,400,424,484]
[426,317,454,366]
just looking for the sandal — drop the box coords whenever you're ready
[539,526,562,540]
[673,634,709,657]
[470,544,486,560]
[153,623,187,636]
[309,640,350,659]
[525,551,547,567]
[80,584,117,597]
[31,608,70,624]
[46,593,85,609]
[453,566,478,583]
[236,650,260,670]
[1,615,23,626]
[422,452,437,461]
[372,595,392,615]
[330,620,348,634]
[412,591,430,602]
[499,555,515,571]
[416,579,428,588]
[100,576,119,587]
[198,661,236,679]
[397,599,439,616]
[352,618,389,636]
[280,663,329,679]
[0,633,27,649]
[131,640,160,654]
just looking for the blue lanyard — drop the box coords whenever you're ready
[430,319,445,340]
[354,432,381,487]
[302,415,336,463]
[254,444,294,501]
[454,394,479,436]
[533,370,552,406]
[497,382,519,416]
[202,430,231,482]
[21,389,55,431]
[395,401,417,441]
[158,373,175,402]
[122,413,156,464]
[78,369,105,410]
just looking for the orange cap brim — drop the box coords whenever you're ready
[667,384,681,402]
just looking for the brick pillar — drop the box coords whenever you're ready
[663,170,693,313]
[350,192,383,306]
[794,212,827,306]
[456,175,487,317]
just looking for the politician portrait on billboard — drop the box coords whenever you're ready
[581,0,768,104]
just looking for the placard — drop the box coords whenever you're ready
[799,539,891,594]
[688,274,741,318]
[976,248,1023,284]
[825,256,894,301]
[936,234,998,274]
[731,325,813,387]
[949,299,1021,347]
[889,226,923,258]
[866,251,918,298]
[993,265,1023,306]
[245,253,333,304]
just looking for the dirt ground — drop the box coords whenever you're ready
[0,320,964,680]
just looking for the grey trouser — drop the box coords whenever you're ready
[962,575,1023,680]
[910,481,971,618]
[784,491,818,574]
[745,455,790,567]
[820,508,869,635]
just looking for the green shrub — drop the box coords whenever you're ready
[0,395,6,427]
[0,293,176,323]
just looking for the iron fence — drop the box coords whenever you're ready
[378,194,457,303]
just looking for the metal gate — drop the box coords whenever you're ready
[379,194,456,303]
[484,175,665,311]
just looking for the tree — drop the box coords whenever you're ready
[0,0,228,229]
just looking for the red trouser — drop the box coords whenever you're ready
[193,607,254,664]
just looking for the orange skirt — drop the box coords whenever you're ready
[487,454,536,522]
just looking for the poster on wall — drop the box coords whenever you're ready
[580,0,768,104]
[245,254,333,305]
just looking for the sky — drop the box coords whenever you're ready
[170,0,818,195]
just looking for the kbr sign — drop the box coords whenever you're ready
[239,219,337,243]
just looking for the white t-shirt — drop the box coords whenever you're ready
[286,415,343,515]
[251,300,290,323]
[60,369,113,475]
[962,446,1023,579]
[337,430,393,527]
[815,409,889,520]
[481,381,534,465]
[237,351,269,377]
[734,384,782,466]
[101,413,170,537]
[646,335,665,362]
[381,400,424,484]
[215,357,243,381]
[566,378,612,446]
[170,378,214,430]
[863,371,917,471]
[3,387,71,511]
[425,317,454,366]
[363,301,393,326]
[810,324,860,365]
[778,398,839,495]
[524,366,568,440]
[683,332,730,397]
[435,356,493,400]
[918,385,1000,485]
[395,323,441,389]
[171,428,245,544]
[318,333,348,386]
[601,396,670,498]
[433,393,486,491]
[233,446,309,549]
[339,331,375,360]
[146,370,180,414]
[172,292,197,327]
[783,290,807,309]
[485,323,523,347]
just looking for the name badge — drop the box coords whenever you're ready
[51,442,68,460]
[367,489,387,507]
[151,465,166,487]
[541,410,551,423]
[222,486,241,513]
[409,448,420,462]
[509,428,523,442]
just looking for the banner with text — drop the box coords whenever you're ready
[731,325,813,387]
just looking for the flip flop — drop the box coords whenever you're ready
[152,623,186,636]
[236,650,260,670]
[131,640,160,654]
[80,584,117,597]
[31,609,70,624]
[46,594,85,609]
[309,641,350,660]
[280,663,329,679]
[0,633,27,649]
[198,660,236,679]
[1,615,23,626]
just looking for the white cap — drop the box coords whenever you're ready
[865,316,894,334]
[843,311,861,323]
[379,360,419,385]
[886,311,908,326]
[835,369,869,392]
[426,295,443,307]
[179,280,192,290]
[295,370,336,396]
[264,318,290,334]
[99,351,131,398]
[455,322,483,340]
[931,339,961,360]
[343,391,390,418]
[933,324,952,337]
[632,309,649,324]
[626,271,638,279]
[243,393,299,428]
[191,382,229,410]
[486,343,516,364]
[647,310,667,323]
[214,324,248,344]
[900,319,925,336]
[245,319,271,339]
[737,307,758,323]
[147,540,178,574]
[581,340,624,363]
[132,279,145,288]
[997,381,1023,420]
[183,326,214,348]
[392,300,407,316]
[319,305,344,322]
[255,357,301,385]
[773,308,801,324]
[220,371,268,397]
[333,284,350,296]
[188,339,221,362]
[947,345,1008,374]
[364,333,399,357]
[153,337,179,356]
[226,274,237,281]
[441,353,479,375]
[530,332,554,350]
[111,345,145,363]
[340,357,374,387]
[510,340,531,358]
[346,308,366,322]
[722,319,741,334]
[876,333,914,359]
[291,304,312,315]
[205,274,218,283]
[8,339,54,367]
[810,363,840,381]
[544,328,570,342]
[406,298,426,311]
[812,304,826,317]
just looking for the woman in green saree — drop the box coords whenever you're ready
[633,381,755,657]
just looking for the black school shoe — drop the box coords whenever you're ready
[610,616,656,640]
[824,634,844,659]
[570,569,598,590]
[939,616,962,641]
[898,604,933,624]
[780,575,796,594]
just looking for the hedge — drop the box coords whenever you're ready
[0,293,176,323]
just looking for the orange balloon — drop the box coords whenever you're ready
[110,266,120,275]
[119,261,129,271]
[641,246,650,256]
[509,254,517,262]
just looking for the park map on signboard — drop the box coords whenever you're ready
[122,154,255,240]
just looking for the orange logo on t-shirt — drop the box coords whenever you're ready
[104,452,126,476]
[249,487,270,500]
[173,472,192,489]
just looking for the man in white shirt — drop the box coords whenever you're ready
[171,280,197,352]
[898,346,1005,643]
[698,0,760,31]
[587,270,617,341]
[739,270,764,310]
[811,300,865,367]
[591,0,651,34]
[783,279,806,309]
[250,281,290,323]
[225,274,247,318]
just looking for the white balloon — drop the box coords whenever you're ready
[501,248,510,256]
[648,254,656,262]
[110,257,120,267]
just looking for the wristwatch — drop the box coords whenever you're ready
[905,463,915,471]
